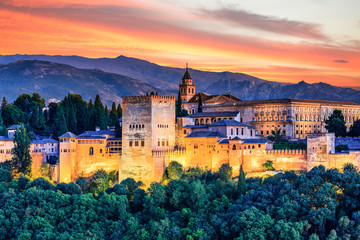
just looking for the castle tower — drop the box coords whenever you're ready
[120,95,176,186]
[179,63,195,102]
[58,132,77,183]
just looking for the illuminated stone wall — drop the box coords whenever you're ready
[121,95,176,186]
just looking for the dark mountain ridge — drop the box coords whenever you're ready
[0,60,168,104]
[0,54,359,104]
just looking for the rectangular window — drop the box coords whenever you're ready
[258,144,261,148]
[129,141,133,147]
[231,128,233,135]
[261,131,263,135]
[184,130,187,134]
[241,128,244,135]
[100,149,103,153]
[250,130,253,136]
[166,141,169,146]
[158,141,160,146]
[236,128,239,135]
[135,141,139,146]
[141,141,145,147]
[162,141,165,146]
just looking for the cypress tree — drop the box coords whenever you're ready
[0,111,7,136]
[238,164,247,195]
[11,123,32,177]
[110,102,119,127]
[68,104,77,134]
[115,119,121,138]
[52,105,68,140]
[176,90,182,118]
[117,103,122,118]
[1,97,7,109]
[198,94,203,113]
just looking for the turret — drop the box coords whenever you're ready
[179,63,196,102]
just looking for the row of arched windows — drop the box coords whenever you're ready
[129,124,145,129]
[158,124,169,128]
[181,88,194,94]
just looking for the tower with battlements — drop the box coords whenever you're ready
[120,95,176,186]
[179,64,196,102]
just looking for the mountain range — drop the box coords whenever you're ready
[0,54,359,104]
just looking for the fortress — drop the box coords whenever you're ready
[54,66,360,186]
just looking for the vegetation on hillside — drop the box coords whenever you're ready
[0,162,360,239]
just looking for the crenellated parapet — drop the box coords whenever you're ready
[123,95,175,104]
[243,149,306,155]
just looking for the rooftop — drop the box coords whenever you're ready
[204,98,359,108]
[188,111,239,118]
[186,131,227,138]
[8,125,20,130]
[209,119,255,129]
[59,132,77,139]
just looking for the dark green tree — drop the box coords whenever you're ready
[218,163,232,181]
[165,161,183,180]
[267,128,287,143]
[325,109,347,137]
[117,103,122,118]
[109,102,119,127]
[52,105,68,140]
[67,103,77,134]
[11,123,32,177]
[198,94,203,113]
[349,119,360,137]
[1,97,7,109]
[238,164,247,195]
[1,104,26,126]
[262,160,275,171]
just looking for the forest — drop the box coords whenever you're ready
[0,162,360,239]
[0,93,122,139]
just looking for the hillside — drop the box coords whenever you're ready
[0,60,168,104]
[0,55,359,103]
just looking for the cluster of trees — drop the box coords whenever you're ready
[326,109,360,137]
[0,93,122,139]
[1,161,360,239]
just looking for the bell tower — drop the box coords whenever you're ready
[179,63,195,102]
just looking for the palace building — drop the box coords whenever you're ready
[53,67,360,185]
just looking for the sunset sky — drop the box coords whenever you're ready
[0,0,359,87]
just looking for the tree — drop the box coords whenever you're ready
[165,161,183,180]
[1,97,7,109]
[176,90,182,117]
[1,104,26,126]
[262,160,275,171]
[218,163,232,181]
[10,123,32,177]
[117,103,122,118]
[109,102,119,127]
[238,165,247,195]
[349,119,360,137]
[267,128,287,143]
[52,105,68,140]
[198,94,203,113]
[325,109,347,137]
[335,144,349,152]
[67,103,77,133]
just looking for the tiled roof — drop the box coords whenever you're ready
[107,138,122,141]
[0,136,12,141]
[8,125,20,130]
[77,136,106,139]
[183,125,209,129]
[209,119,255,129]
[59,132,77,138]
[31,139,58,144]
[241,138,273,144]
[188,111,239,118]
[78,130,115,137]
[182,70,192,80]
[186,131,227,138]
[204,98,359,107]
[186,92,241,104]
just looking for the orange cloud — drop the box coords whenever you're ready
[0,0,359,87]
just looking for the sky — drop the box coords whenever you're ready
[0,0,359,87]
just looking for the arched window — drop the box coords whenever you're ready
[232,144,236,150]
[89,147,94,155]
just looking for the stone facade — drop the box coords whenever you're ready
[58,131,120,183]
[120,95,175,186]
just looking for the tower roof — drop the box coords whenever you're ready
[182,63,192,80]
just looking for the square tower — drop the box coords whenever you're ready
[120,95,175,185]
